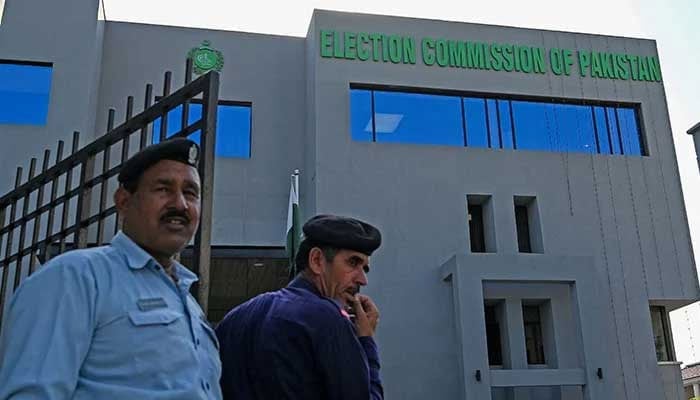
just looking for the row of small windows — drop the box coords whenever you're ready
[485,303,673,368]
[351,88,646,156]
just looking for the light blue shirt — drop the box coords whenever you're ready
[0,232,222,400]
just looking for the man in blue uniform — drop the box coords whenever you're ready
[216,214,384,400]
[0,139,222,399]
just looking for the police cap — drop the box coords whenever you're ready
[118,139,200,188]
[302,214,381,256]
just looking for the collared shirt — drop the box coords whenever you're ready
[0,232,222,400]
[215,276,383,400]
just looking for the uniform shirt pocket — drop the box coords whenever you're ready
[128,309,184,326]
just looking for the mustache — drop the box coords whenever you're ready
[160,209,190,223]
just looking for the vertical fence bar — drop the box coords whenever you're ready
[181,59,192,134]
[116,97,134,235]
[0,168,23,328]
[96,110,115,245]
[75,155,95,249]
[60,132,80,253]
[95,148,110,245]
[0,204,5,298]
[141,85,153,149]
[14,158,37,289]
[159,71,172,142]
[192,71,219,316]
[29,150,51,274]
[0,206,5,260]
[42,140,64,261]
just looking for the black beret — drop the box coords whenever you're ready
[118,139,200,186]
[302,214,381,256]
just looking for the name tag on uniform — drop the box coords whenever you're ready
[137,297,168,311]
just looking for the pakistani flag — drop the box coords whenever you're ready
[286,170,302,278]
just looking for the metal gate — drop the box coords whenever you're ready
[0,60,219,329]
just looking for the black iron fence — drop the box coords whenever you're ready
[0,60,219,329]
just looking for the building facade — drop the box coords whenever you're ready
[0,0,698,399]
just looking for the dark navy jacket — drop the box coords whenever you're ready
[215,276,383,400]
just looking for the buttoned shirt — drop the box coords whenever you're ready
[215,276,383,400]
[0,232,222,400]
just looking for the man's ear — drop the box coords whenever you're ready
[307,247,325,276]
[114,186,131,215]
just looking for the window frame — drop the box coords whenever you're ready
[350,83,647,156]
[522,304,547,366]
[0,59,54,126]
[649,305,675,362]
[152,96,253,158]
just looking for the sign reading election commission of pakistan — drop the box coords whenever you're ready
[319,30,662,82]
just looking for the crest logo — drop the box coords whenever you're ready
[188,144,198,165]
[188,40,224,75]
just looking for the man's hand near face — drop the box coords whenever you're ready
[350,294,379,337]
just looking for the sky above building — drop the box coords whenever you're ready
[102,0,700,362]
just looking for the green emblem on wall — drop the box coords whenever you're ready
[188,41,224,75]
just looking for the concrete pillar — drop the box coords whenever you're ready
[693,383,700,397]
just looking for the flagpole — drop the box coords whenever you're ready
[287,169,301,280]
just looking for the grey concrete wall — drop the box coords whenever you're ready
[307,9,699,400]
[659,362,685,400]
[96,22,306,246]
[0,0,103,194]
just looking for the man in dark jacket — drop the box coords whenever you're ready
[215,214,383,400]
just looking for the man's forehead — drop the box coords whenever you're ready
[142,160,200,182]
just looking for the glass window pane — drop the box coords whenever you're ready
[606,107,623,155]
[463,98,488,148]
[617,107,642,156]
[373,91,463,146]
[153,103,252,158]
[593,106,611,154]
[498,100,514,149]
[511,101,557,152]
[348,88,643,157]
[484,303,503,366]
[650,306,671,362]
[350,89,373,142]
[0,63,52,125]
[552,104,596,154]
[522,305,546,365]
[486,99,500,149]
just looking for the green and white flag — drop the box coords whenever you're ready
[286,169,302,277]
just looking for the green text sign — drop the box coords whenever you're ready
[319,30,662,82]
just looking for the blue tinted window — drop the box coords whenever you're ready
[0,63,52,125]
[593,106,611,154]
[463,98,488,148]
[617,108,642,156]
[552,104,596,154]
[349,87,644,156]
[350,89,373,142]
[153,103,251,158]
[498,100,514,149]
[511,101,556,152]
[486,99,500,148]
[606,108,623,155]
[372,91,463,146]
